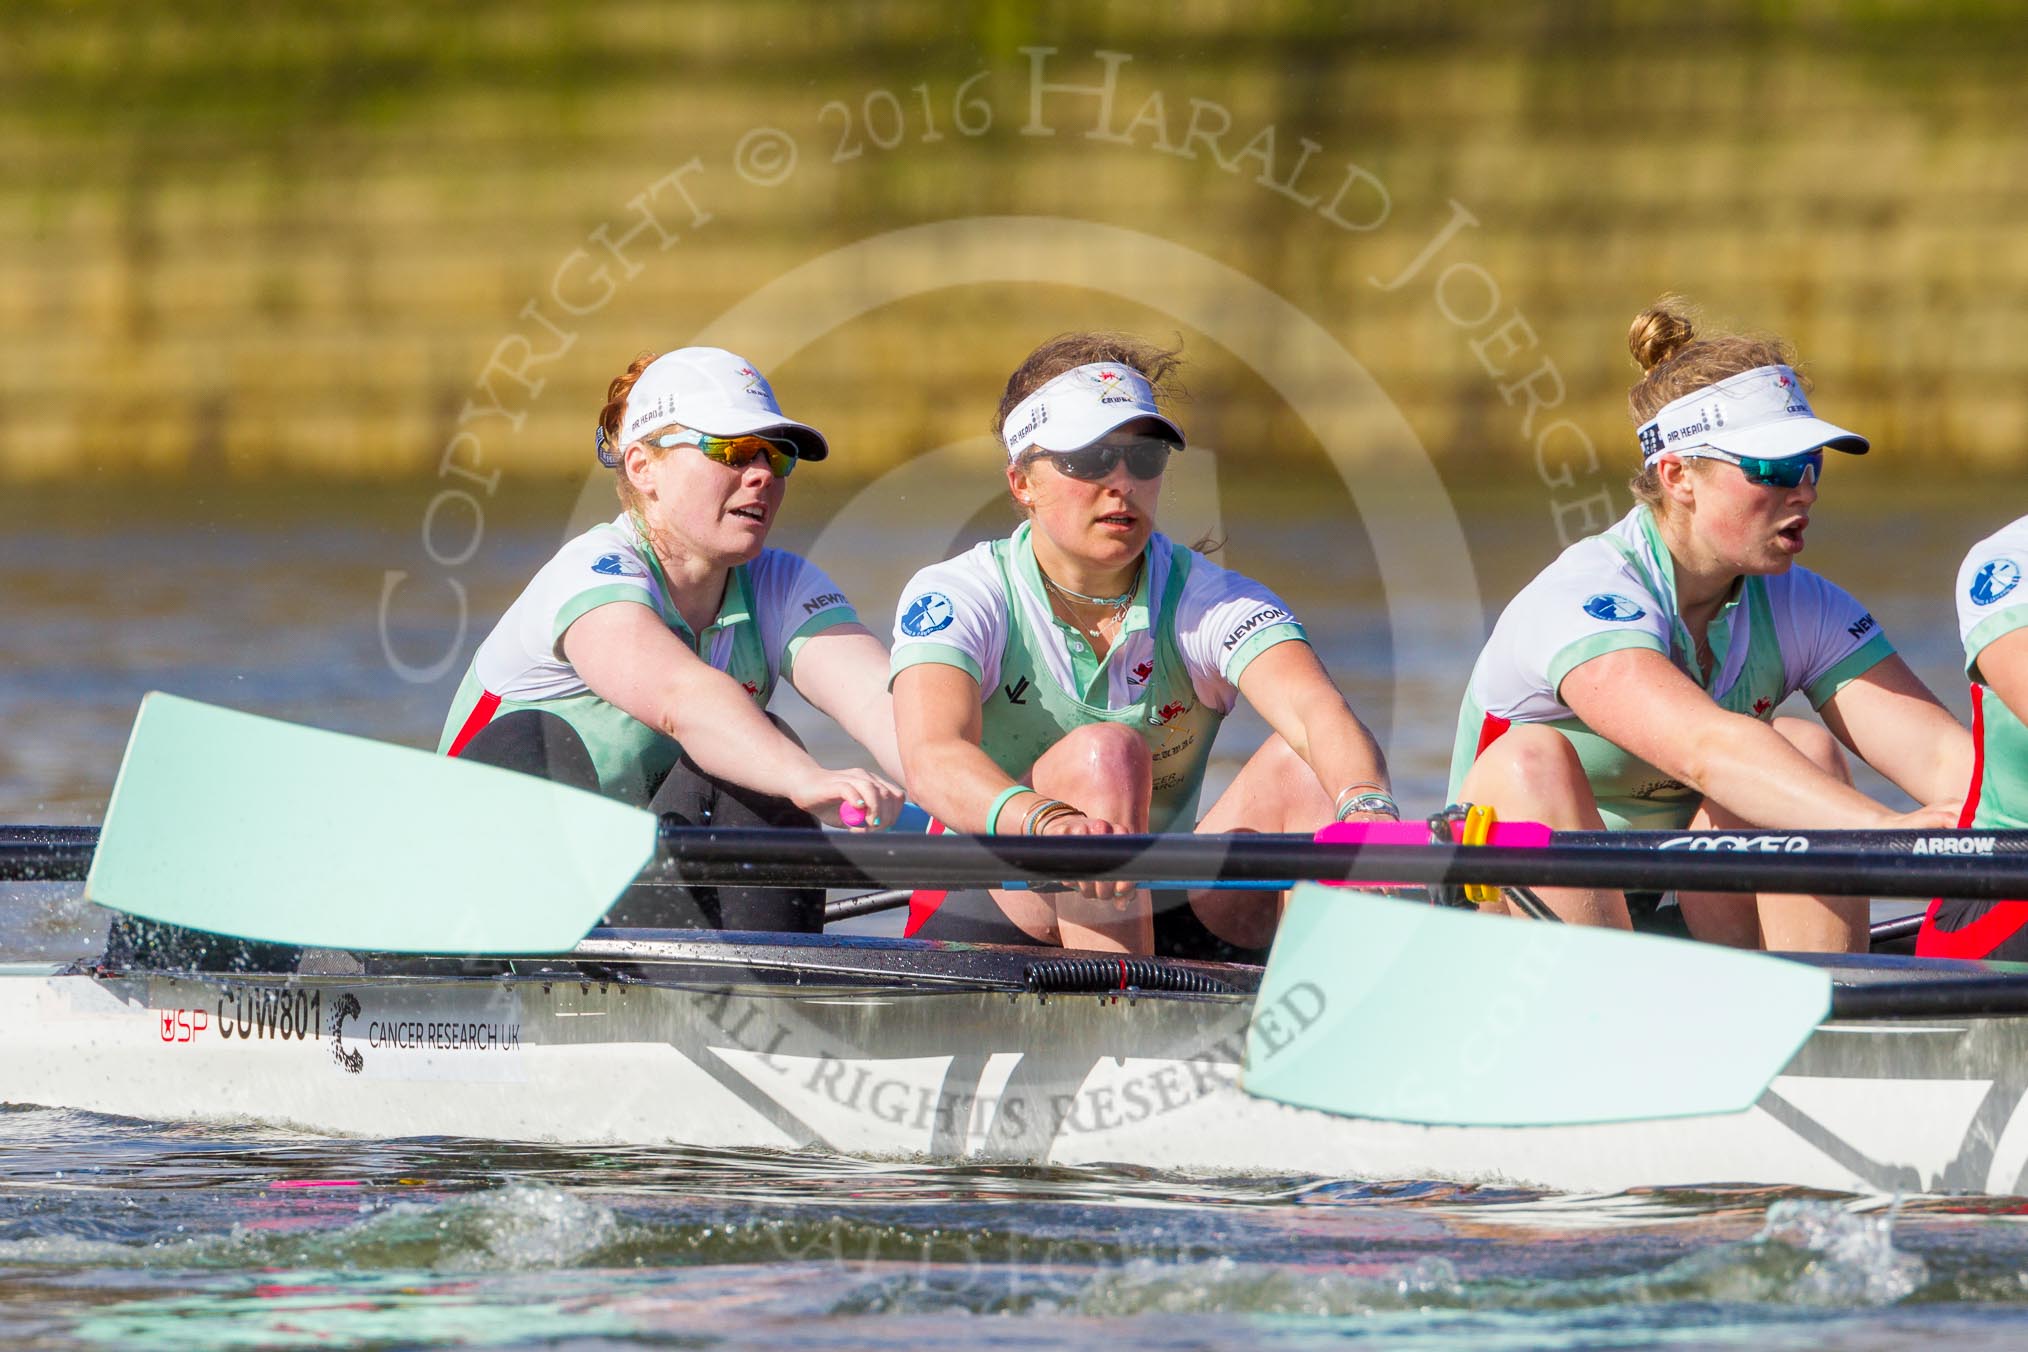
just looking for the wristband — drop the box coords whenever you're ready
[987,784,1034,834]
[1335,792,1399,822]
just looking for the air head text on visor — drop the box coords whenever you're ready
[1635,363,1868,487]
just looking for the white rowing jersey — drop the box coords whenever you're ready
[1955,516,2028,830]
[890,524,1305,829]
[1449,506,1893,829]
[439,512,858,800]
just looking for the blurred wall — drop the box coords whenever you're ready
[3,0,2024,484]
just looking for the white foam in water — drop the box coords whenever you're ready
[465,1183,621,1269]
[1753,1199,1928,1306]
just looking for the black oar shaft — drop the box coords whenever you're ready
[6,823,2028,899]
[639,827,2028,900]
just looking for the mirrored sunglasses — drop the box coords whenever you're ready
[648,430,799,478]
[1683,448,1822,489]
[1035,436,1176,482]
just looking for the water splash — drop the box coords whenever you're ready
[0,1184,624,1273]
[1748,1199,1928,1305]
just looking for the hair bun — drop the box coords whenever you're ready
[1628,299,1696,373]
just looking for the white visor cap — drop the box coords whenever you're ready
[1636,364,1868,466]
[999,362,1185,461]
[617,348,828,462]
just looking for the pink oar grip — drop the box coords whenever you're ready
[839,802,869,828]
[1311,818,1553,888]
[1312,820,1554,848]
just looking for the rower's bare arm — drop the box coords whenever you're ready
[565,601,896,820]
[1978,627,2028,744]
[1816,654,1972,811]
[787,624,908,782]
[1560,647,1924,830]
[1234,641,1391,807]
[892,663,1026,832]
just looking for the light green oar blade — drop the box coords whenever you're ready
[1243,883,1832,1127]
[83,693,658,954]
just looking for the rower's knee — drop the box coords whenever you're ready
[1059,721,1151,775]
[1462,724,1588,804]
[1036,722,1152,819]
[1772,716,1850,784]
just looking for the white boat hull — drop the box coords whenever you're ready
[6,945,2027,1197]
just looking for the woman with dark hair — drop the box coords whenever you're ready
[890,333,1395,957]
[1450,300,1969,952]
[439,346,904,932]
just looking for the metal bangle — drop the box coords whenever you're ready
[1335,792,1399,822]
[1333,782,1388,809]
[1027,803,1083,836]
[1022,797,1069,835]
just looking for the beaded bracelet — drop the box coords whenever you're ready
[1027,802,1084,835]
[1335,791,1400,822]
[988,784,1035,834]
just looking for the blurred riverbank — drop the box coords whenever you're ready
[6,3,2028,483]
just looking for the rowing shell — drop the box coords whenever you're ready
[5,930,2028,1196]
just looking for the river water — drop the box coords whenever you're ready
[5,468,2028,1347]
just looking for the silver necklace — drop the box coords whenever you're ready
[1039,557,1140,606]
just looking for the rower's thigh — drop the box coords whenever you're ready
[1196,733,1333,835]
[1458,724,1605,829]
[458,710,601,794]
[1682,717,1862,952]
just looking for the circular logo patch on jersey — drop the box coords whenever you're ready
[591,552,645,578]
[1582,593,1646,623]
[900,592,956,637]
[1970,558,2021,607]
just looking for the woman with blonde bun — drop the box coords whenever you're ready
[1448,300,1970,952]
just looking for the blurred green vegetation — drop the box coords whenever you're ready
[3,1,2026,484]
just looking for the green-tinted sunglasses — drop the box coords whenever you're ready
[1682,448,1822,489]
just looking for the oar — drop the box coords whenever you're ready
[78,693,658,953]
[1240,882,1833,1127]
[620,827,2028,898]
[15,819,2028,891]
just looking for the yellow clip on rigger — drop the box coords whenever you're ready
[1460,803,1499,906]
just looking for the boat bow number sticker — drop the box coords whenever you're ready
[159,984,528,1083]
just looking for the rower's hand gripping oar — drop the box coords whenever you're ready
[1243,815,1835,1127]
[83,693,659,954]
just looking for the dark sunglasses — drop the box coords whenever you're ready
[1033,436,1177,482]
[1684,448,1822,489]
